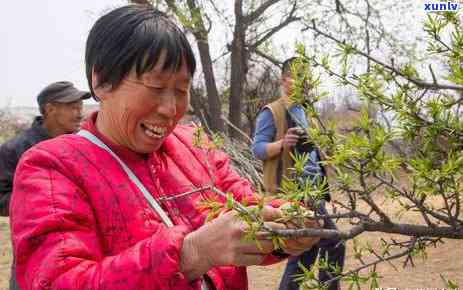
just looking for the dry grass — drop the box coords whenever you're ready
[248,238,463,290]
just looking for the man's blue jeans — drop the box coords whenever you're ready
[278,203,345,290]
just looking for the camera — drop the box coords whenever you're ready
[294,127,314,154]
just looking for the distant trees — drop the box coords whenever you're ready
[0,110,27,143]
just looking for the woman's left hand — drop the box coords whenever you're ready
[257,205,322,256]
[279,218,321,256]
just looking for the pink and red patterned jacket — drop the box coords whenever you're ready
[10,113,274,290]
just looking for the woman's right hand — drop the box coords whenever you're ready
[180,206,281,281]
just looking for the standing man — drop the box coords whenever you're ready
[0,81,90,290]
[252,57,345,290]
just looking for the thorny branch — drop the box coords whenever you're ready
[322,237,418,286]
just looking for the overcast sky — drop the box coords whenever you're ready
[0,1,294,108]
[1,0,126,108]
[0,1,441,108]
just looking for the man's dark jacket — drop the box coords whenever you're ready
[0,116,50,216]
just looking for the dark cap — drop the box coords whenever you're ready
[37,81,91,108]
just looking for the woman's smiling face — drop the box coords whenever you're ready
[95,56,192,154]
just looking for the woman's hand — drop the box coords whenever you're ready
[278,218,321,256]
[257,203,322,257]
[180,206,281,281]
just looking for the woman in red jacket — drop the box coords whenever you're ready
[10,5,319,290]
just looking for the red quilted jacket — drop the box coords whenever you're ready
[10,114,270,290]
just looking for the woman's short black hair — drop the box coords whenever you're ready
[85,5,196,99]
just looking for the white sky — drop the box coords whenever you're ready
[0,1,452,108]
[0,0,126,108]
[0,0,303,108]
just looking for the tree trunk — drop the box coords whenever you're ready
[229,0,246,139]
[136,0,225,132]
[186,0,224,133]
[189,88,211,129]
[196,41,224,132]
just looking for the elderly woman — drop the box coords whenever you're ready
[10,5,318,290]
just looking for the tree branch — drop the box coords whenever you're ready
[244,0,280,24]
[358,164,392,224]
[221,115,253,144]
[267,220,463,239]
[323,237,417,286]
[302,22,463,91]
[159,186,212,201]
[247,3,300,51]
[255,49,282,67]
[268,223,367,240]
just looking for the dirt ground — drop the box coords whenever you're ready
[0,217,12,290]
[248,195,463,290]
[1,206,462,290]
[248,238,463,290]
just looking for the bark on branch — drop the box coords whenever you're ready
[244,0,280,23]
[266,221,463,240]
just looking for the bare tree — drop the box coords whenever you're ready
[130,0,303,138]
[128,0,224,132]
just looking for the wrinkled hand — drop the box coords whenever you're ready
[257,203,322,257]
[180,206,281,280]
[279,217,321,256]
[281,127,302,150]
